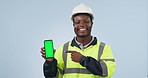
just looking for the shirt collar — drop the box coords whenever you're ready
[74,37,94,47]
[71,36,97,49]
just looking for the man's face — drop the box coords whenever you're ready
[73,14,93,38]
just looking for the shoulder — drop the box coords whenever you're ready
[96,39,110,45]
[96,40,112,51]
[56,40,72,52]
[96,40,111,51]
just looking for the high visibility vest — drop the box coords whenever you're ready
[54,40,116,78]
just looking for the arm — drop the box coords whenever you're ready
[80,45,116,77]
[43,59,58,78]
[80,56,104,76]
[40,47,58,78]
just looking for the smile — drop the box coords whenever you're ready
[80,28,86,30]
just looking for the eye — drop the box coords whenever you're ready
[74,21,80,24]
[84,20,90,23]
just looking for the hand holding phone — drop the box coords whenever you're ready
[44,40,54,58]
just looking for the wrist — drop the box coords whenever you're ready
[80,55,87,66]
[46,58,54,62]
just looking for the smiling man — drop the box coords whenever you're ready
[40,3,116,78]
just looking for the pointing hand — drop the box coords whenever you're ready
[65,50,82,63]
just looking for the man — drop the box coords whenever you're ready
[40,3,116,78]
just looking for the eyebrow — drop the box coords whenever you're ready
[74,18,91,21]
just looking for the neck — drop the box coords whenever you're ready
[76,35,92,46]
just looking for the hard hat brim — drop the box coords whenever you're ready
[71,13,94,21]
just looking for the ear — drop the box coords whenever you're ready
[73,23,75,27]
[91,22,93,26]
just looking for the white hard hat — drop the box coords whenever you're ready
[71,3,94,20]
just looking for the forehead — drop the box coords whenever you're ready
[73,14,91,21]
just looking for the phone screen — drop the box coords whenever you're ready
[44,40,54,58]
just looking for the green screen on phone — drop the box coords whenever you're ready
[44,40,54,58]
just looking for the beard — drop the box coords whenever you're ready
[76,33,91,38]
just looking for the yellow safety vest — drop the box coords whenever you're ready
[54,40,116,78]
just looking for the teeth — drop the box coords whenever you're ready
[79,29,86,31]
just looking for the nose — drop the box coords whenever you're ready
[79,22,85,27]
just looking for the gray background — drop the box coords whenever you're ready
[0,0,147,78]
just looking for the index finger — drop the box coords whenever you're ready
[41,47,45,51]
[64,50,75,53]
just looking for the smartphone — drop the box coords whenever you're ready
[44,40,54,58]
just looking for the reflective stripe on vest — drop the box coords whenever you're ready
[60,41,113,76]
[65,68,91,74]
[62,41,69,69]
[98,42,108,76]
